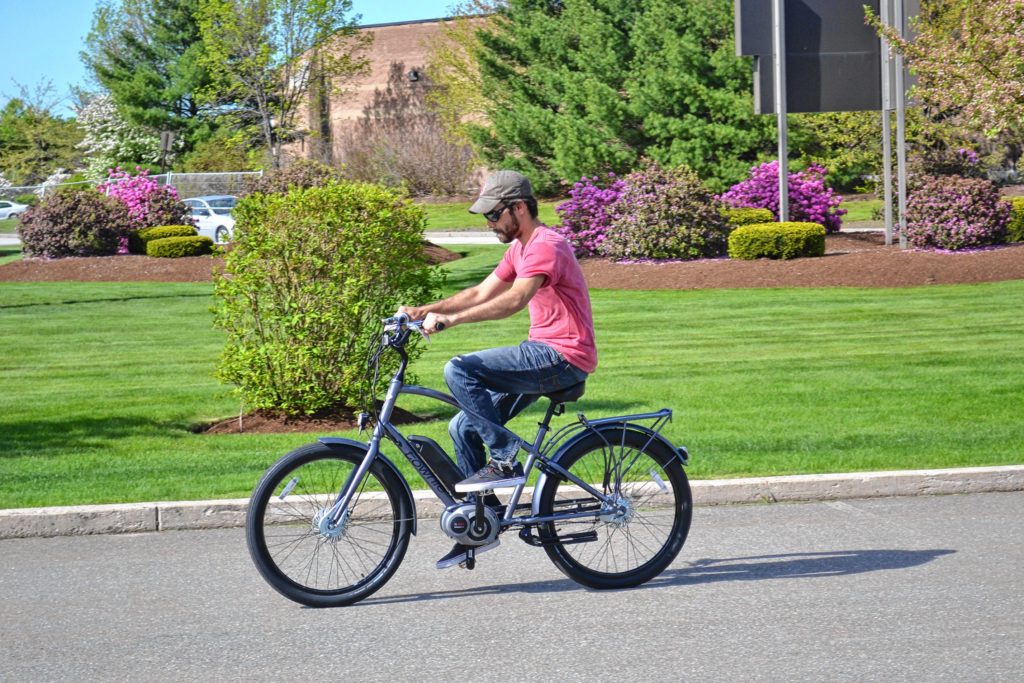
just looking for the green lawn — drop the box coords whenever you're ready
[417,199,559,231]
[0,245,21,265]
[1,246,1022,509]
[419,198,880,230]
[0,218,18,234]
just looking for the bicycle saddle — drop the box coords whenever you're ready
[542,381,586,404]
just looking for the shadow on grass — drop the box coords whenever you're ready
[0,292,211,310]
[0,415,174,457]
[360,548,955,607]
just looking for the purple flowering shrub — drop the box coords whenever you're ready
[719,161,847,233]
[905,176,1009,250]
[99,167,189,229]
[552,173,625,257]
[18,189,133,258]
[601,160,730,261]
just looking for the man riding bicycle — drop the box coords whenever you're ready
[400,170,598,568]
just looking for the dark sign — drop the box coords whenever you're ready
[735,0,916,114]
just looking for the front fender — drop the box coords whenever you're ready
[318,437,417,536]
[531,424,686,517]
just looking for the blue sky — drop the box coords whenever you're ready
[0,0,455,116]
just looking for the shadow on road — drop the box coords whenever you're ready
[361,548,955,606]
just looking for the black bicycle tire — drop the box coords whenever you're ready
[246,442,412,607]
[537,428,692,589]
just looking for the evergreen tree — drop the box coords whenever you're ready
[82,0,213,155]
[467,0,776,193]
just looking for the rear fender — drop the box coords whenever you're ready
[318,437,417,535]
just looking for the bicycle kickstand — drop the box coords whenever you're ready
[462,547,476,570]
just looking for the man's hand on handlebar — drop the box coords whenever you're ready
[423,312,451,334]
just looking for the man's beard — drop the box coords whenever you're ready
[493,213,521,243]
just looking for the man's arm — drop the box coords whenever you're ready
[423,276,544,333]
[401,273,511,321]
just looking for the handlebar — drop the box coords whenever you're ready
[382,313,444,336]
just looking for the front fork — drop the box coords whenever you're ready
[325,374,404,529]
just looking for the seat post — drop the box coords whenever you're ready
[540,400,561,429]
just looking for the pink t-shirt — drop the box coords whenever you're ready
[493,227,598,373]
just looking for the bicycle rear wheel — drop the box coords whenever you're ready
[246,442,412,607]
[537,428,692,589]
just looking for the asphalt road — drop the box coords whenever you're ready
[2,492,1021,682]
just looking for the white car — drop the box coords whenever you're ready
[183,195,236,244]
[0,200,28,220]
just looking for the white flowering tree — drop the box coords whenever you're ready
[35,169,73,197]
[76,94,162,180]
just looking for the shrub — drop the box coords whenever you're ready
[719,161,847,233]
[213,180,445,416]
[14,194,38,207]
[98,168,189,229]
[240,159,345,196]
[146,235,214,258]
[1005,196,1024,243]
[552,173,625,257]
[601,161,731,261]
[722,206,774,227]
[17,189,132,258]
[129,225,198,254]
[728,222,826,260]
[905,176,1009,250]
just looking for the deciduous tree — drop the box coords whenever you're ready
[196,0,371,167]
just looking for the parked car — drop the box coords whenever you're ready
[0,200,28,220]
[183,195,236,244]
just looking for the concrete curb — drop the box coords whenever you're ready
[1,465,1021,540]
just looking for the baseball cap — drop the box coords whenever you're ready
[468,170,534,214]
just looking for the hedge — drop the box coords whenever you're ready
[129,225,197,254]
[146,235,213,258]
[1006,197,1024,243]
[722,206,774,227]
[728,222,826,260]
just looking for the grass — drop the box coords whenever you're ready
[1,246,1022,509]
[416,199,558,231]
[841,198,882,222]
[419,197,880,230]
[0,245,21,265]
[0,218,18,234]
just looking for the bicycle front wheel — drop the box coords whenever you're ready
[246,442,412,607]
[537,428,692,589]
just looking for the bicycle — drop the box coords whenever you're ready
[246,314,693,607]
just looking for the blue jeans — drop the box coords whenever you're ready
[444,341,588,476]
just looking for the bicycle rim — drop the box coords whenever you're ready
[540,430,691,587]
[251,448,404,600]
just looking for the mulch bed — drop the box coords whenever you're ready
[5,232,1022,433]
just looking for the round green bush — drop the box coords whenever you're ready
[14,193,38,207]
[17,189,132,258]
[728,222,826,260]
[146,235,213,258]
[602,160,731,261]
[213,180,445,416]
[722,207,774,227]
[129,225,198,254]
[1005,196,1024,243]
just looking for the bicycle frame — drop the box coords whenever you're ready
[323,326,684,533]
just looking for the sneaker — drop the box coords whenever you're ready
[455,460,525,493]
[435,539,501,570]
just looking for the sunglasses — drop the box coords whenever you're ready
[483,202,515,223]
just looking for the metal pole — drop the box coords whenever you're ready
[894,0,909,249]
[881,0,895,246]
[773,0,789,222]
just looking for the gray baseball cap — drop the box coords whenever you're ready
[469,170,534,214]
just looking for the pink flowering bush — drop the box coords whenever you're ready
[719,161,847,233]
[601,160,730,261]
[552,173,625,257]
[98,167,189,230]
[905,176,1009,250]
